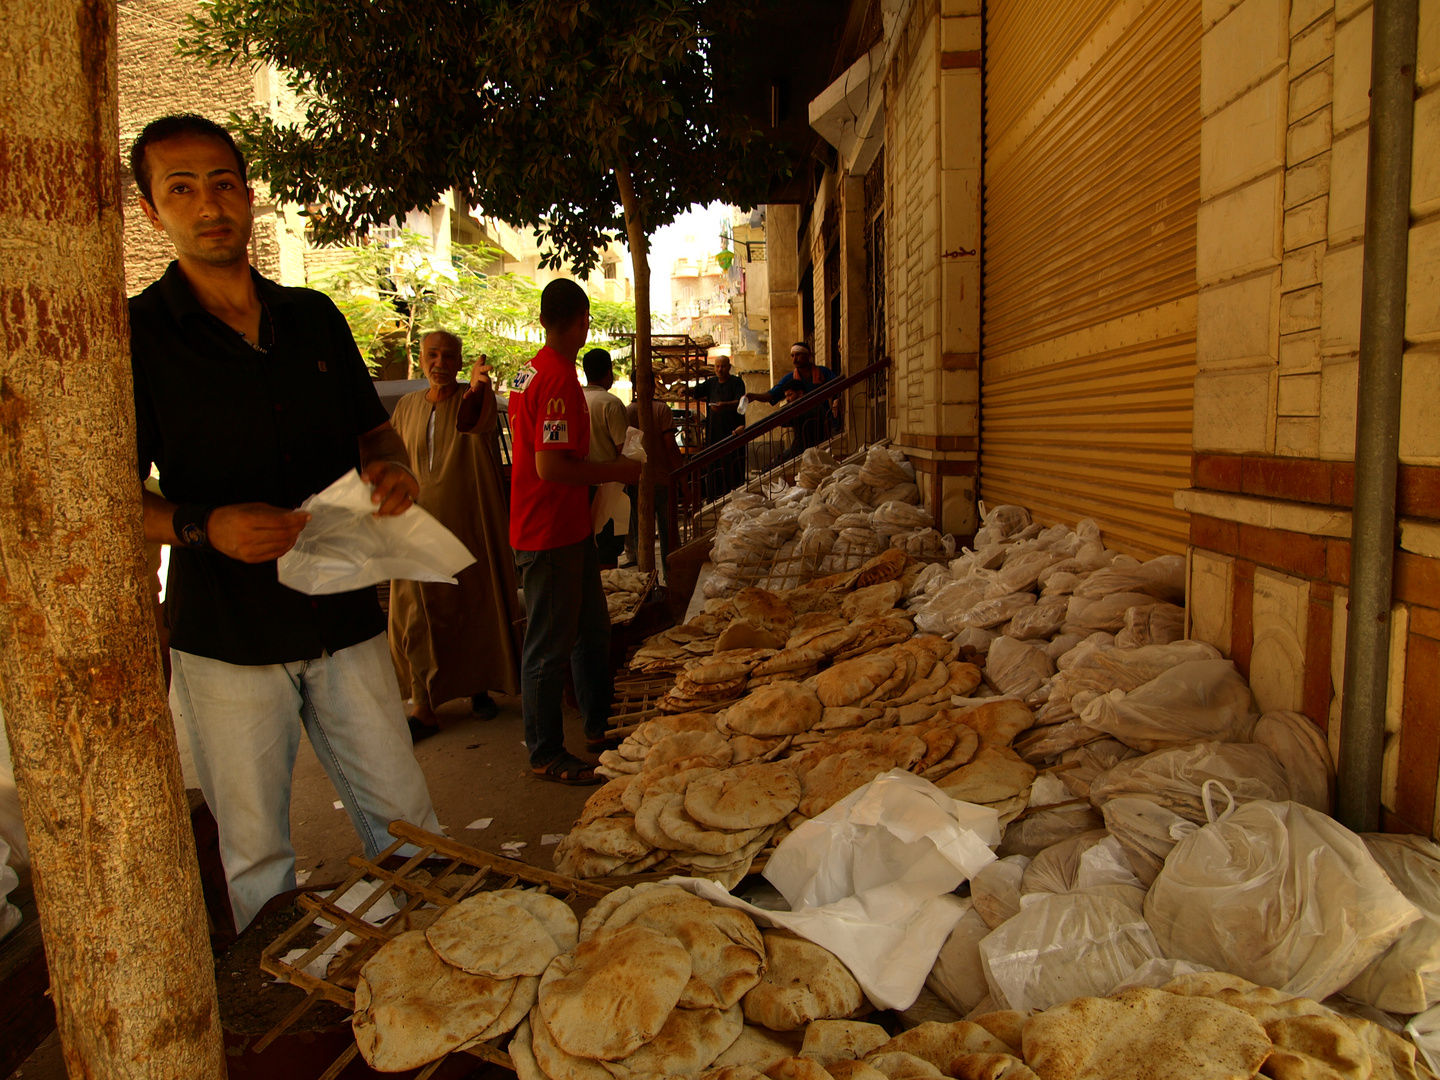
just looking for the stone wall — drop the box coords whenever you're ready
[1185,0,1440,838]
[880,0,982,535]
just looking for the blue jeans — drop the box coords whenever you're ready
[169,633,440,930]
[514,537,612,766]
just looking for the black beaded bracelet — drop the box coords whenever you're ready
[172,504,216,549]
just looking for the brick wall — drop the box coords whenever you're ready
[117,0,305,293]
[1187,0,1440,840]
[879,0,982,535]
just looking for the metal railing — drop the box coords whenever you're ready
[670,358,892,545]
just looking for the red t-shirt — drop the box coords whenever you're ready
[508,345,593,550]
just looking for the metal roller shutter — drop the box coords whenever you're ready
[980,0,1201,556]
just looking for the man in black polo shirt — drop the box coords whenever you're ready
[127,114,440,929]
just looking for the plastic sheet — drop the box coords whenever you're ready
[1004,594,1070,642]
[1145,793,1422,1001]
[1063,593,1159,634]
[1342,834,1440,1014]
[958,592,1036,631]
[276,470,476,595]
[685,770,1000,1010]
[978,891,1164,1013]
[1077,659,1258,752]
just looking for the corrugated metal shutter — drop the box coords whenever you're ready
[980,0,1201,556]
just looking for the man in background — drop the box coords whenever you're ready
[745,341,839,447]
[682,353,745,498]
[625,371,683,578]
[582,347,629,565]
[508,281,641,784]
[388,332,521,740]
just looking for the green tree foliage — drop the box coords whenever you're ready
[311,231,639,381]
[183,0,789,571]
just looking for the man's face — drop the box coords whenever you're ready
[714,356,732,379]
[790,345,814,371]
[420,334,462,388]
[783,387,803,404]
[138,134,254,268]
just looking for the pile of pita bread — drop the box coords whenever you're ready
[560,554,1046,885]
[602,568,651,622]
[351,888,578,1072]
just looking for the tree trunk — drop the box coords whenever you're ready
[615,162,657,575]
[0,2,226,1076]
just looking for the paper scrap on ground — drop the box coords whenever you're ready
[332,800,344,810]
[277,469,476,595]
[501,842,527,852]
[466,818,494,831]
[295,870,312,886]
[279,878,401,981]
[541,834,565,846]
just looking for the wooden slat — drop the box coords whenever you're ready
[980,0,1201,557]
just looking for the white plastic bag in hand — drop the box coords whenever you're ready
[591,483,630,537]
[277,470,476,595]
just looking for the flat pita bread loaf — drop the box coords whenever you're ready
[866,1023,1013,1070]
[623,762,719,814]
[607,1004,745,1078]
[935,747,1035,805]
[353,930,515,1072]
[863,1051,944,1080]
[799,1020,891,1065]
[956,700,1035,748]
[766,1056,836,1080]
[841,581,904,621]
[711,1025,808,1072]
[566,816,652,861]
[742,930,867,1031]
[724,682,823,737]
[799,749,897,817]
[816,655,897,708]
[615,895,766,1009]
[530,1003,615,1080]
[826,1062,892,1080]
[538,924,693,1060]
[716,620,790,653]
[636,793,699,852]
[646,731,736,770]
[579,777,634,825]
[734,588,796,634]
[426,893,568,978]
[1020,987,1271,1080]
[686,763,802,830]
[968,1012,1025,1056]
[947,1054,1038,1080]
[658,795,768,855]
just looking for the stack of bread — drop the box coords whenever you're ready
[350,889,578,1072]
[601,567,651,621]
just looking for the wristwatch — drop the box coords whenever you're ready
[172,504,216,549]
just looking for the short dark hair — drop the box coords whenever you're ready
[582,348,612,384]
[129,114,247,203]
[540,278,590,331]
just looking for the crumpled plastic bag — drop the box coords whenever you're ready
[1342,834,1440,1014]
[1144,792,1422,1001]
[959,592,1036,631]
[979,890,1164,1013]
[1004,594,1070,641]
[1037,640,1222,726]
[1252,710,1334,812]
[682,770,1001,1010]
[1077,659,1258,751]
[0,834,19,943]
[1408,1003,1440,1077]
[971,854,1030,929]
[926,903,993,1016]
[984,636,1055,698]
[1114,602,1185,648]
[1088,741,1291,822]
[1064,592,1162,634]
[276,470,476,595]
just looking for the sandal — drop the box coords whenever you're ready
[407,715,441,743]
[532,752,603,786]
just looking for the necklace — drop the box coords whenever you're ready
[232,296,274,354]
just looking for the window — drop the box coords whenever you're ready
[603,262,617,280]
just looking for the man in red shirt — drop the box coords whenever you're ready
[509,280,641,784]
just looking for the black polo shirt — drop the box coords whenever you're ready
[130,262,390,665]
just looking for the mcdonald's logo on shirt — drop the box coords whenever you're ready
[546,397,566,414]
